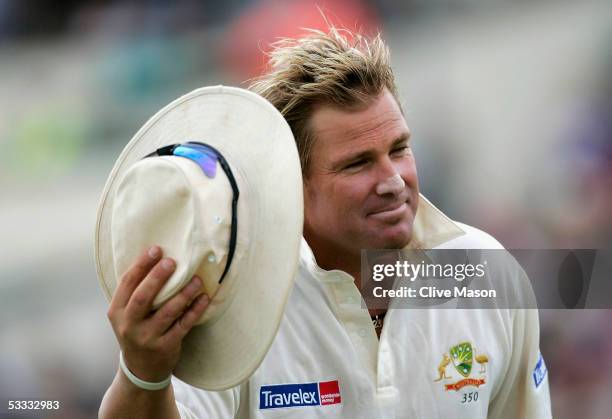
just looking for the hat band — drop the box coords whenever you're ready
[145,142,239,284]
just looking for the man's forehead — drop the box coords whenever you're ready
[315,87,402,120]
[315,108,404,137]
[309,97,409,155]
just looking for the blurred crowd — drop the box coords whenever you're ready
[0,0,610,418]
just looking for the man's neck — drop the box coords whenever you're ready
[304,233,363,288]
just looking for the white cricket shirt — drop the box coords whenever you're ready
[174,196,552,418]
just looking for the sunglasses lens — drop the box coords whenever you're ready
[173,144,218,178]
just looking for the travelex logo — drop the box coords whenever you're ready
[259,380,341,410]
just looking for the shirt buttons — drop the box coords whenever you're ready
[358,329,367,337]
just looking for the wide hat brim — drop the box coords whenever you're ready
[95,86,303,390]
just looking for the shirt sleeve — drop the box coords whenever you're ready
[488,308,552,419]
[172,376,242,419]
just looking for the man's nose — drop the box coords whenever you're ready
[376,173,405,196]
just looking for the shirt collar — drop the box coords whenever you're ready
[406,193,465,249]
[300,193,466,270]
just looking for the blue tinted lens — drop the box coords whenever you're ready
[173,144,218,178]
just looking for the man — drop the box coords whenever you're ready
[99,27,551,418]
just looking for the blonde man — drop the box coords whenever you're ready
[100,27,552,418]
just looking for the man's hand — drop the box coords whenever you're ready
[107,245,210,383]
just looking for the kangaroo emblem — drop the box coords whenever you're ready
[434,353,452,382]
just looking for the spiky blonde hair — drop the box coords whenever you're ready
[249,26,400,175]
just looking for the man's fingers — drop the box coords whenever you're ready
[149,276,203,334]
[162,293,210,344]
[124,257,176,320]
[111,246,162,310]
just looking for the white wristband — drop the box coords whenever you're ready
[119,351,172,391]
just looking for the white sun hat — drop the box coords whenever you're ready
[94,85,303,390]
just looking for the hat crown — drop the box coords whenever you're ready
[112,155,233,306]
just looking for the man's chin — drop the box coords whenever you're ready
[380,236,411,249]
[362,218,413,249]
[367,227,413,249]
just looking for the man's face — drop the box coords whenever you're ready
[304,89,419,256]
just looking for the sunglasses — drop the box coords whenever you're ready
[145,142,239,284]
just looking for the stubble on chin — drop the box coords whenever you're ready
[375,219,414,249]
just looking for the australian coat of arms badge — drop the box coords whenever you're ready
[434,341,488,391]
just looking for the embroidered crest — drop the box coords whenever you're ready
[434,341,488,391]
[450,342,473,377]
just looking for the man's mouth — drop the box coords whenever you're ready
[367,201,408,221]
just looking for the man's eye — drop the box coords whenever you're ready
[392,146,409,155]
[344,160,366,170]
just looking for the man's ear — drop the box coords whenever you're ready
[302,172,316,207]
[302,176,311,201]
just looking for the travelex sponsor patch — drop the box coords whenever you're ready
[259,380,341,410]
[532,352,548,388]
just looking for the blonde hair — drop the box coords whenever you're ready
[249,26,400,175]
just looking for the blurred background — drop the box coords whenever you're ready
[0,0,610,417]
